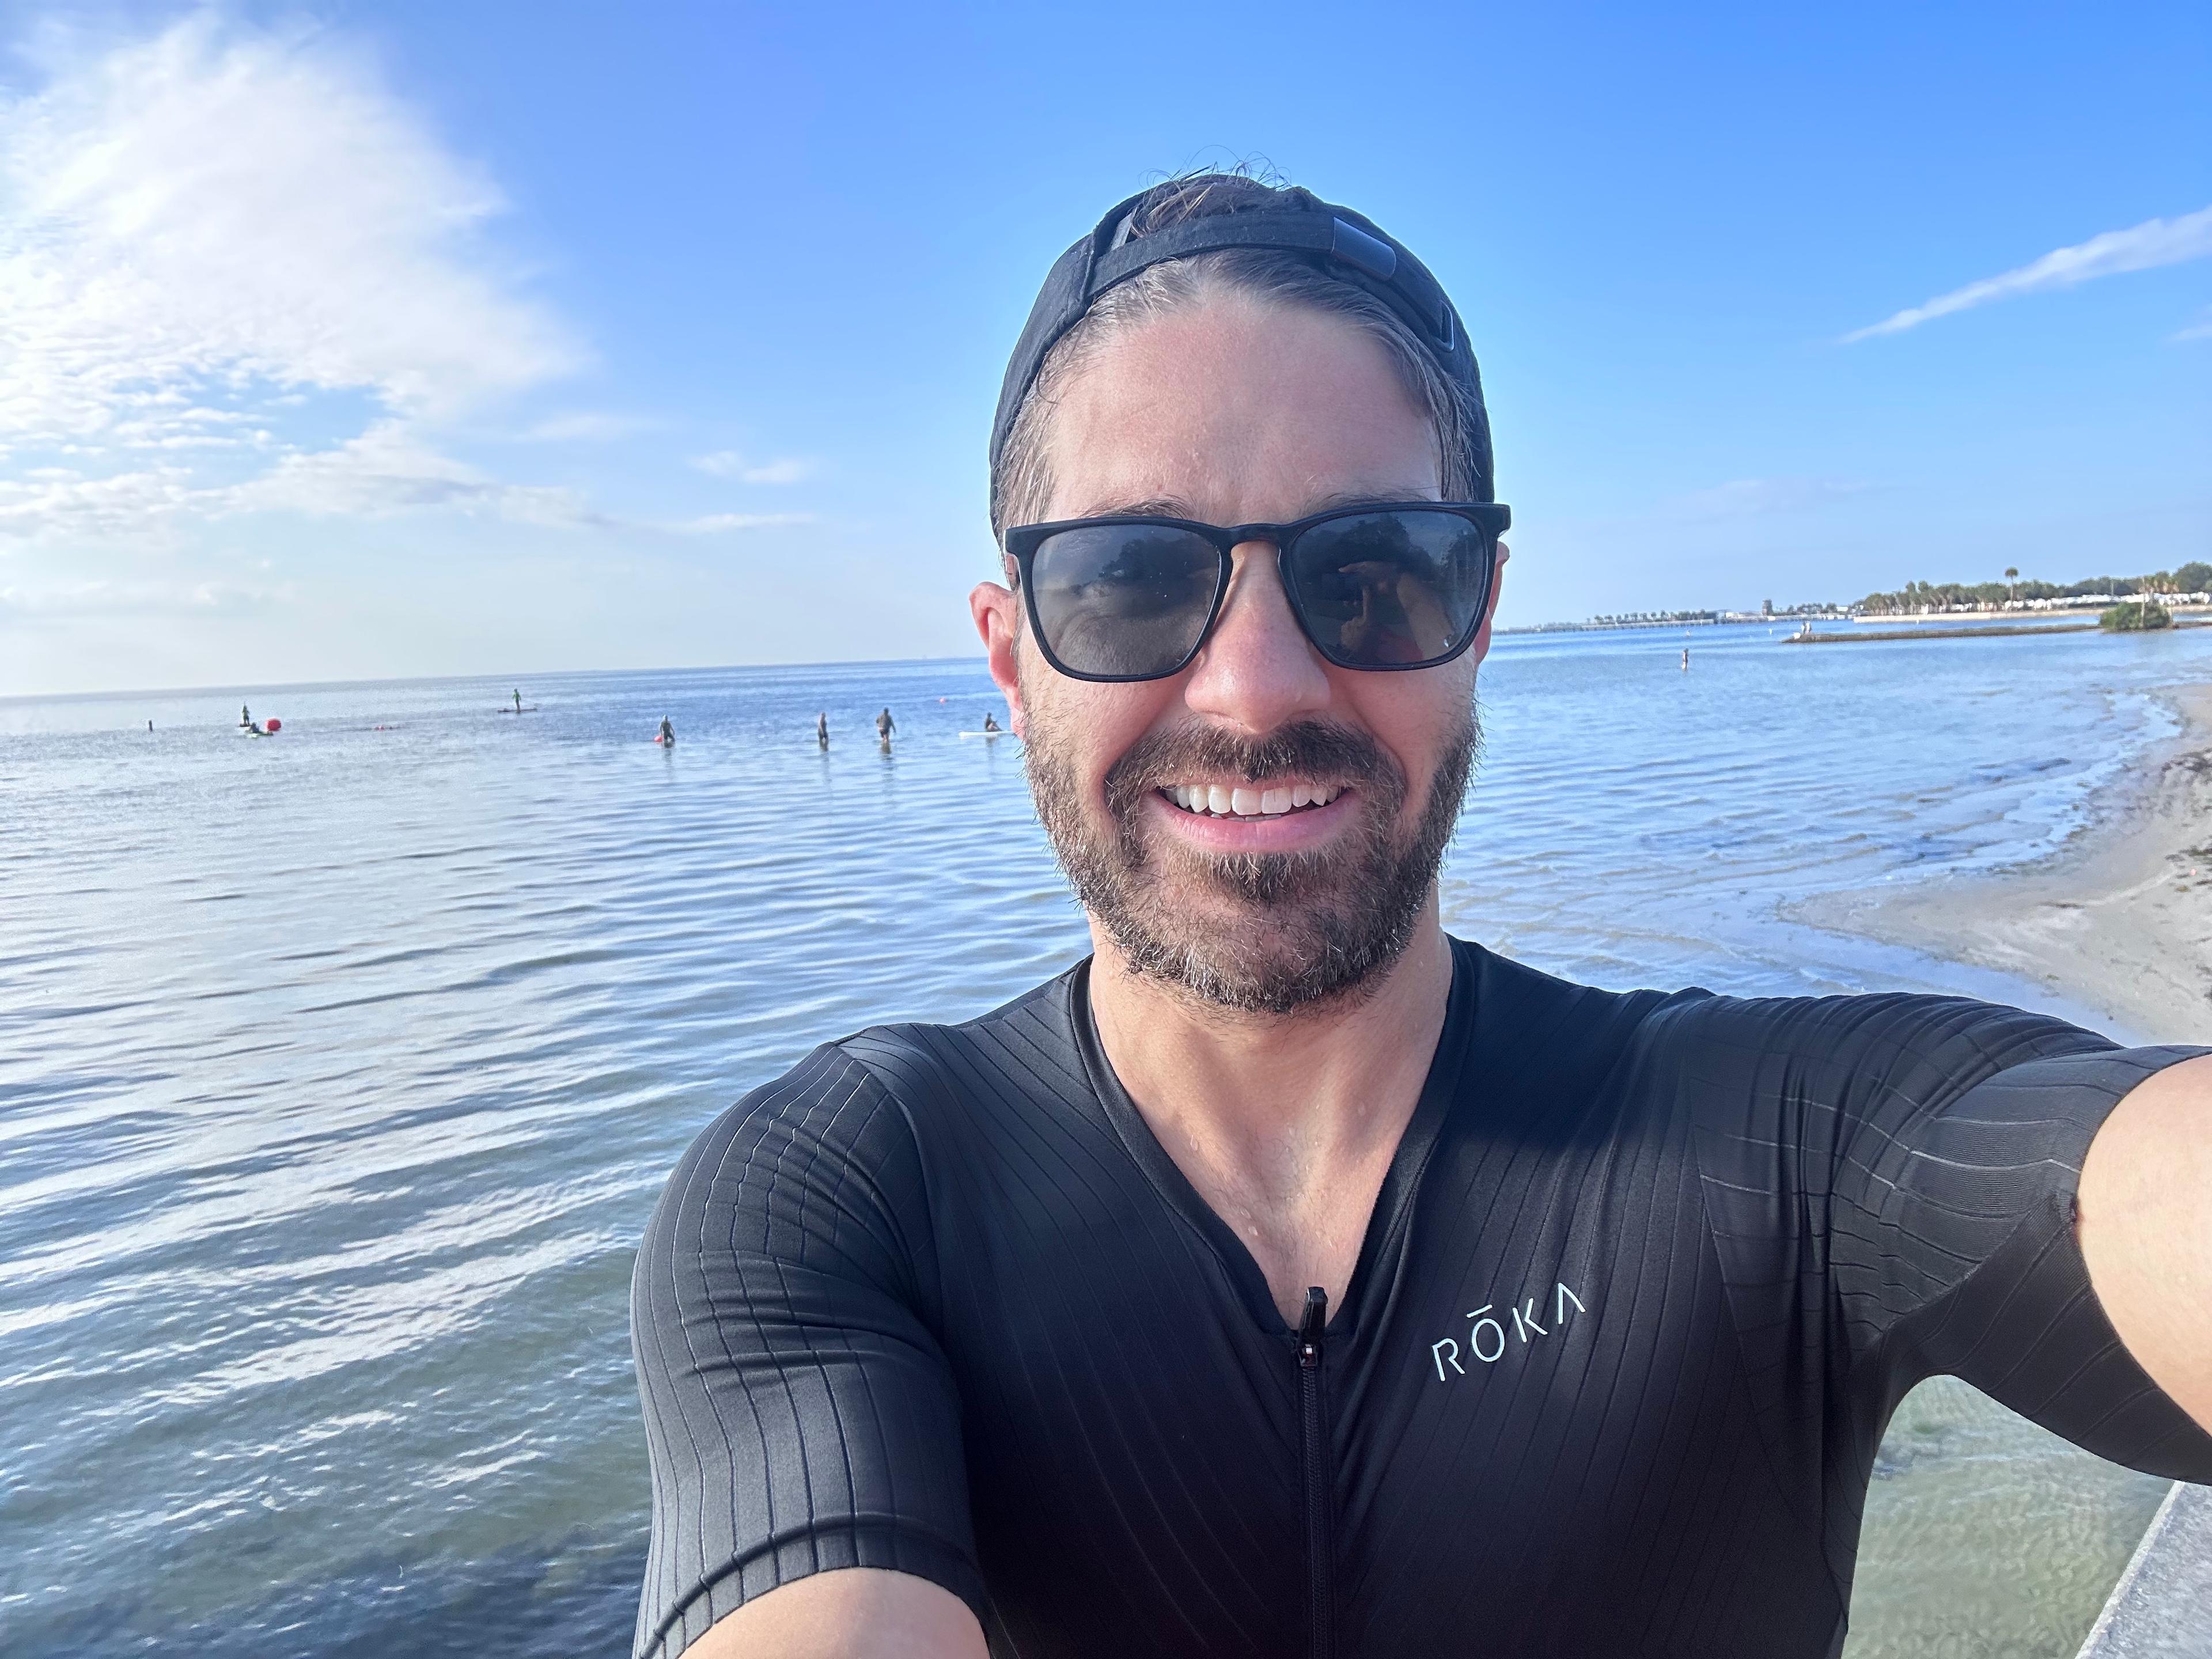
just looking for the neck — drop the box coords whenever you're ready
[1086,897,1456,1320]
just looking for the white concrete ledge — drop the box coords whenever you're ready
[2077,1483,2212,1657]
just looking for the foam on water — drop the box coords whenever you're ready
[5,626,2209,1657]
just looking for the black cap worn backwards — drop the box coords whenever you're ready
[991,183,1494,502]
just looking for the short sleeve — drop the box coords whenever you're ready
[1683,994,2212,1486]
[1840,1031,2212,1477]
[630,1043,984,1659]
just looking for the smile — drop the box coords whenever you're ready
[1160,782,1346,820]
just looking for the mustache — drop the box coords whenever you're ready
[1101,719,1404,824]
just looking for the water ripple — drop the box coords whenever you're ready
[4,637,2208,1656]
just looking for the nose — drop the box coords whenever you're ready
[1179,539,1333,733]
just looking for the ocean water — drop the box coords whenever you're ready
[6,623,2211,1658]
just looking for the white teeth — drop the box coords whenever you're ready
[1164,781,1343,815]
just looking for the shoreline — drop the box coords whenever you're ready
[1815,683,2212,1654]
[1794,620,2211,646]
[1801,683,2212,1047]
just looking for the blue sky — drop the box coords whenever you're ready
[1,1,2205,694]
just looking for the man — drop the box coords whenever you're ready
[877,706,897,746]
[631,174,2212,1658]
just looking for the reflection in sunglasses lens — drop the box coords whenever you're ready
[1031,525,1222,678]
[1286,513,1489,667]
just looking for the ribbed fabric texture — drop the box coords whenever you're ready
[631,940,2212,1658]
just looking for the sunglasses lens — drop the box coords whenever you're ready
[1028,524,1223,679]
[1285,511,1493,667]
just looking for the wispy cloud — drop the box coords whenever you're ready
[691,450,816,484]
[1846,204,2212,342]
[2172,307,2212,344]
[1669,478,1872,520]
[0,576,282,620]
[667,512,813,535]
[0,12,582,536]
[515,412,654,442]
[222,421,610,528]
[0,420,816,539]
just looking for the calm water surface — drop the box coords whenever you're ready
[6,624,2211,1657]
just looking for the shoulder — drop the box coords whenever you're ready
[1449,935,1706,1094]
[1643,990,2124,1236]
[642,965,1092,1251]
[1642,989,2115,1117]
[836,963,1095,1123]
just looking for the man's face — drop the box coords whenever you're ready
[972,296,1502,1013]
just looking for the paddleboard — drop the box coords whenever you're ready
[959,730,1012,740]
[499,706,539,714]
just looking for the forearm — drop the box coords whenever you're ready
[2078,1052,2212,1430]
[679,1569,989,1659]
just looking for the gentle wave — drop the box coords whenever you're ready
[5,631,2208,1656]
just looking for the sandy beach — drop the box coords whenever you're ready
[1808,683,2212,1047]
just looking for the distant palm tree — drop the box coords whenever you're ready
[2005,566,2019,604]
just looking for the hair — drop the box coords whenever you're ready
[990,169,1487,537]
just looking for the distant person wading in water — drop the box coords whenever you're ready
[817,712,830,749]
[876,707,895,747]
[631,170,2212,1659]
[658,716,675,746]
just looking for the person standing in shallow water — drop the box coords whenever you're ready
[630,171,2212,1659]
[875,707,895,747]
[816,712,830,749]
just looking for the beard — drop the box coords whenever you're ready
[1024,689,1478,1016]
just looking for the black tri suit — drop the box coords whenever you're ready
[631,938,2212,1658]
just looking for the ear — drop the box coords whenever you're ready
[970,573,1029,736]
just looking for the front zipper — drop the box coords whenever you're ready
[1297,1285,1333,1659]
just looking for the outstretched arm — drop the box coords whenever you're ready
[2078,1053,2212,1431]
[632,1046,987,1659]
[682,1570,987,1659]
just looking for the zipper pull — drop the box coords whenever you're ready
[1298,1286,1327,1369]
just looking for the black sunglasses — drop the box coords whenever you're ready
[1002,502,1510,683]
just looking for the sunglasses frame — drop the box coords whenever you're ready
[1002,501,1512,683]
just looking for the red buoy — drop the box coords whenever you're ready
[264,717,281,732]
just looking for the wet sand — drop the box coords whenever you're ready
[1816,684,2212,1656]
[1807,683,2212,1046]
